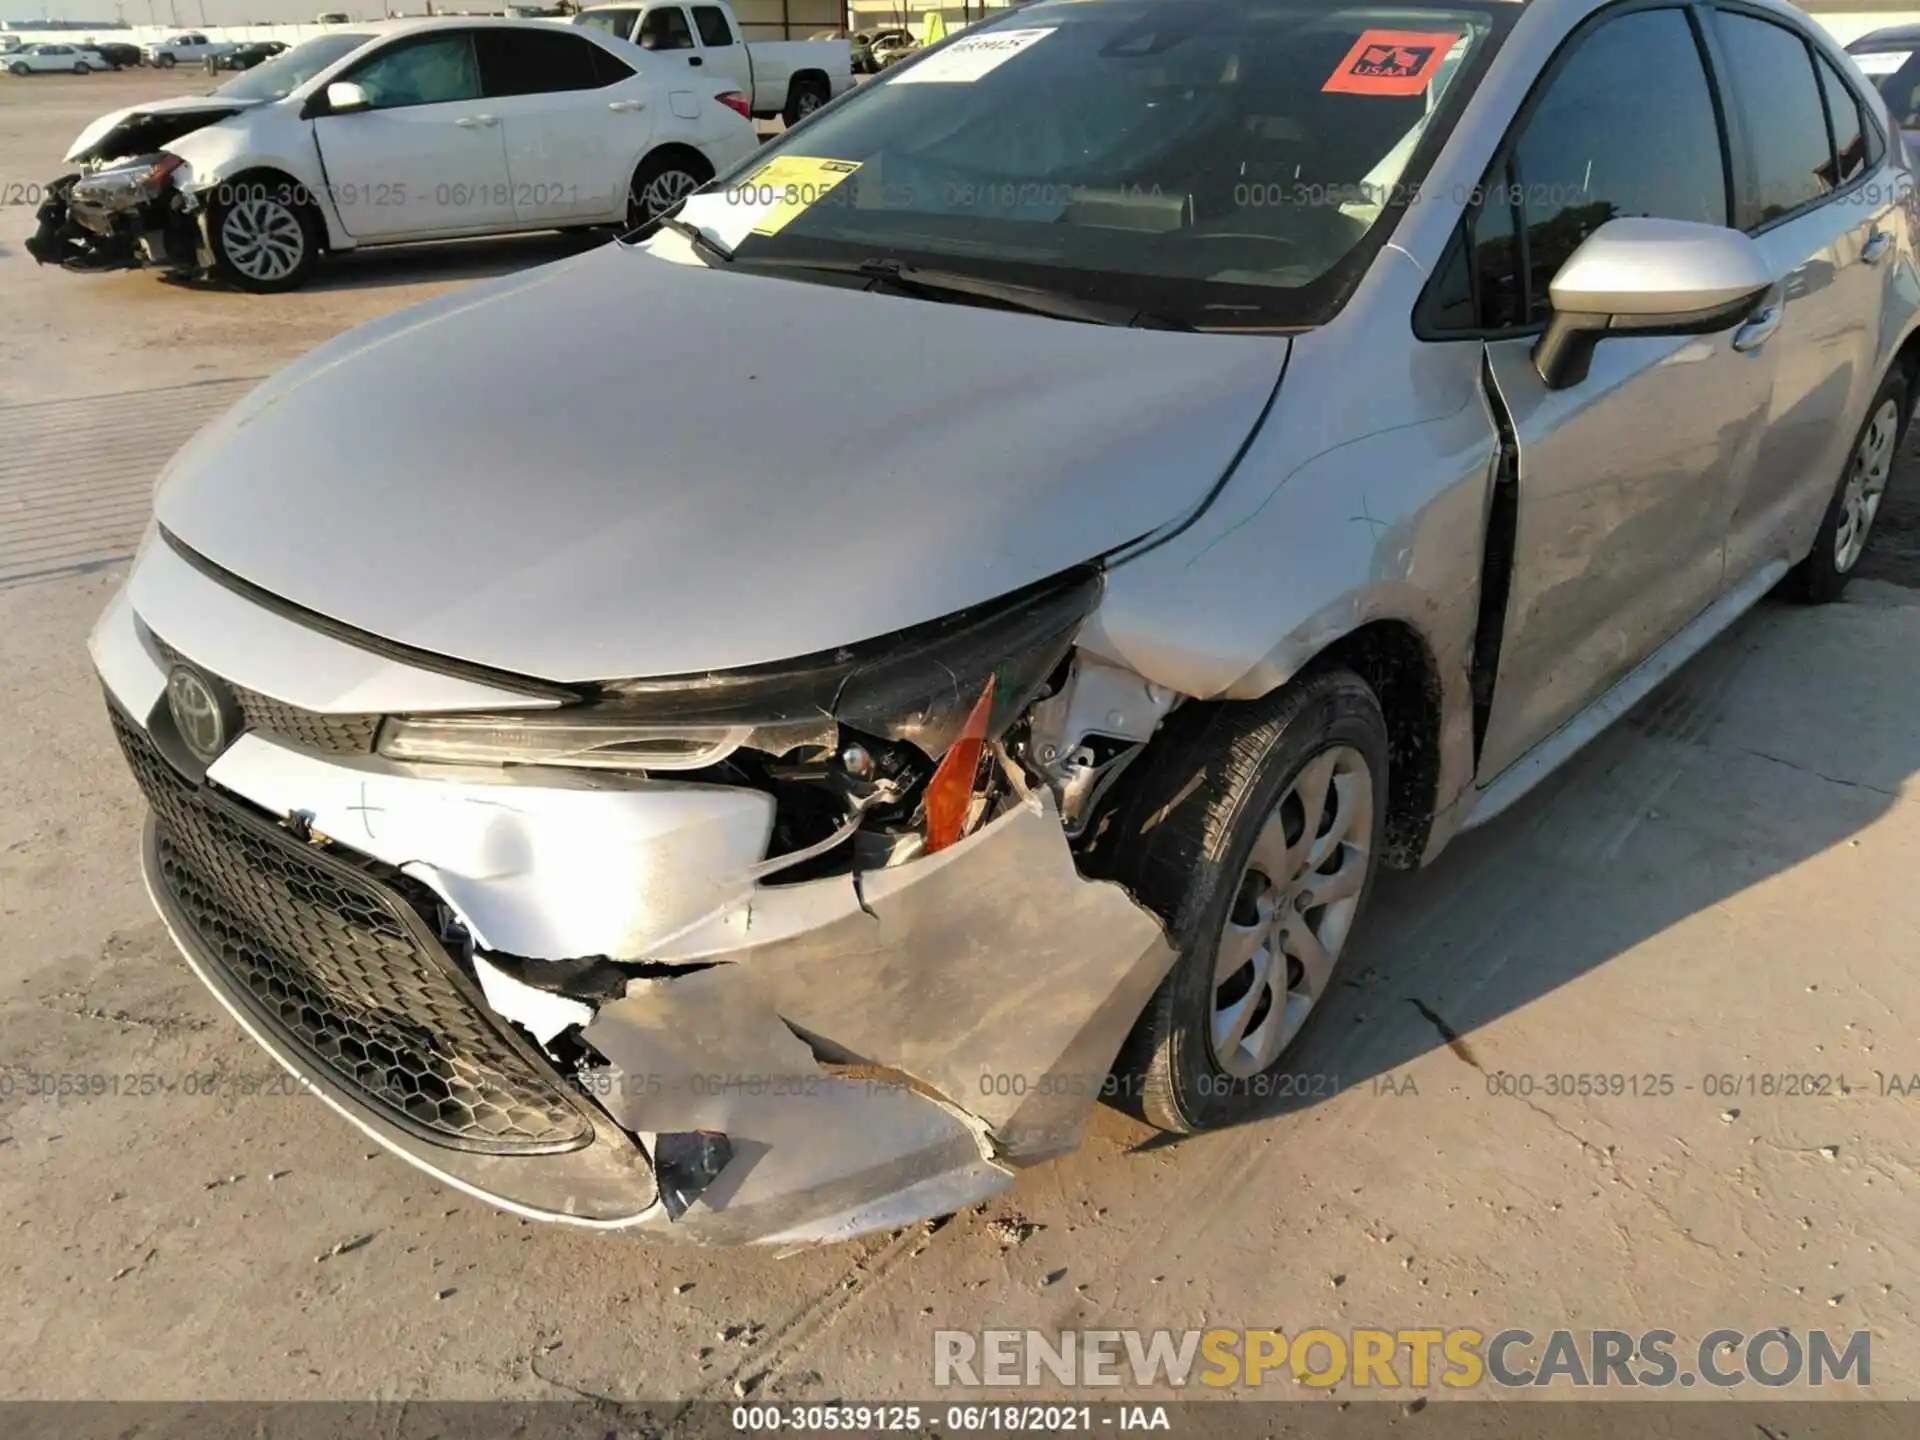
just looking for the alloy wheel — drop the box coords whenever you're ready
[1835,396,1899,572]
[220,196,305,284]
[631,167,699,228]
[1210,745,1374,1077]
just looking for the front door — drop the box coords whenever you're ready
[312,29,516,240]
[1475,5,1777,781]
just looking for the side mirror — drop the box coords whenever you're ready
[1532,217,1774,390]
[322,80,371,113]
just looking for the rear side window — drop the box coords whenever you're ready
[639,6,696,50]
[477,28,609,93]
[692,5,735,46]
[1714,13,1834,227]
[1510,8,1727,322]
[1816,51,1870,185]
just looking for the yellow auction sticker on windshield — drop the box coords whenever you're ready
[724,156,862,237]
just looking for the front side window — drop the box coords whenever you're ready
[1509,7,1727,323]
[639,6,696,50]
[674,0,1510,329]
[1714,13,1835,228]
[345,33,482,109]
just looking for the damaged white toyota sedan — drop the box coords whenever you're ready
[27,18,756,290]
[94,0,1916,1242]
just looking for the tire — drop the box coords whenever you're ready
[1786,365,1909,604]
[156,53,176,68]
[72,61,89,74]
[206,176,320,293]
[10,62,28,76]
[625,150,712,230]
[782,77,829,126]
[1099,669,1390,1134]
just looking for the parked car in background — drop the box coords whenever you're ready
[6,43,105,75]
[146,34,240,68]
[27,19,757,291]
[83,0,1919,1244]
[89,41,145,69]
[211,41,289,72]
[573,1,853,123]
[868,30,919,69]
[851,26,910,73]
[1847,24,1920,137]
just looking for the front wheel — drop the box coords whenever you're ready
[1099,669,1389,1134]
[207,178,319,292]
[155,53,175,68]
[1786,366,1908,603]
[72,60,89,73]
[8,62,27,76]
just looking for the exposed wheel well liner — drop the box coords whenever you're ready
[1299,620,1443,870]
[1078,620,1442,881]
[1893,325,1920,388]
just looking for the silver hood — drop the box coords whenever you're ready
[154,243,1290,683]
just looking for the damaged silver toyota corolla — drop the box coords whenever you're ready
[93,0,1918,1242]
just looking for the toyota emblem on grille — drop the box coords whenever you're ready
[166,663,235,763]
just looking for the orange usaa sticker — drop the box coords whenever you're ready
[1323,30,1461,95]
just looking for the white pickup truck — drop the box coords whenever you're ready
[145,33,240,68]
[573,1,852,124]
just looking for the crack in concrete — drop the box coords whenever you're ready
[1731,745,1903,801]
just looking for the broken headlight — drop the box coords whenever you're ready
[374,566,1103,773]
[378,714,832,771]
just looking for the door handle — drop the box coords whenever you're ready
[1731,303,1782,352]
[454,114,498,128]
[688,54,703,65]
[608,98,644,112]
[1863,229,1894,265]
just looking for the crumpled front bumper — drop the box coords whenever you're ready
[92,537,1177,1245]
[26,167,202,272]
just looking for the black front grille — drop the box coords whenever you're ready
[149,635,380,756]
[112,703,593,1155]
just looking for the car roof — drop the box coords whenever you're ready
[1849,23,1920,50]
[337,15,583,37]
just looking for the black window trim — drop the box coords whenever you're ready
[1415,0,1733,342]
[1699,2,1882,238]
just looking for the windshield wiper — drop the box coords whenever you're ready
[648,213,734,265]
[746,255,1191,329]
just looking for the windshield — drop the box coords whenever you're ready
[213,32,370,101]
[675,0,1506,328]
[1851,44,1920,128]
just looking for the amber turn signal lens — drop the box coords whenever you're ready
[922,674,996,853]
